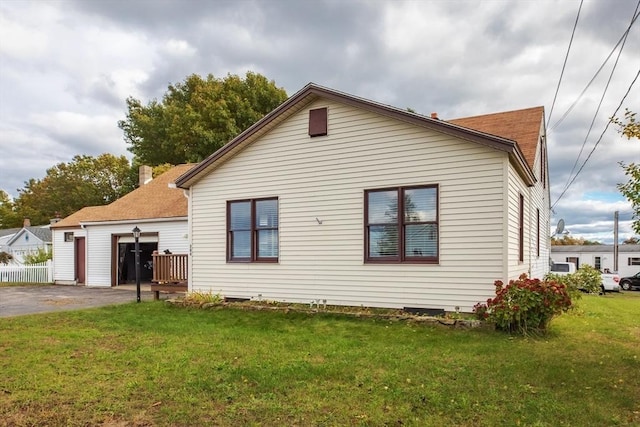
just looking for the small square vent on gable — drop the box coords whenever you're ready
[308,107,328,137]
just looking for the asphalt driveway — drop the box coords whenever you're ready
[0,285,155,318]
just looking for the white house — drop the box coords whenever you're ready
[50,165,192,287]
[551,244,640,277]
[175,83,550,312]
[1,219,52,263]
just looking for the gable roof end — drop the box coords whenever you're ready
[175,83,539,188]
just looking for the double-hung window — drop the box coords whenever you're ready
[228,198,278,262]
[365,185,438,263]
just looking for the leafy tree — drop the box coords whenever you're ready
[11,154,135,226]
[0,190,20,229]
[551,235,601,246]
[623,236,639,244]
[613,109,640,234]
[119,72,288,166]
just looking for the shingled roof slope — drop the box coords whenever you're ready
[51,164,193,228]
[448,106,544,170]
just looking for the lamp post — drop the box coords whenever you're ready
[132,226,141,303]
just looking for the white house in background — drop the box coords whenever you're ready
[175,83,551,312]
[1,219,52,263]
[50,165,192,287]
[551,244,640,277]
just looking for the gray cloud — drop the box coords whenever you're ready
[0,0,638,242]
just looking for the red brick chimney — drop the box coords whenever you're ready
[430,112,439,120]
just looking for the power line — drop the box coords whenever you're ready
[549,6,640,133]
[547,0,583,128]
[559,0,639,196]
[551,68,640,210]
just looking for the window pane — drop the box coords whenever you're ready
[230,201,251,230]
[368,190,398,224]
[257,229,279,258]
[405,224,438,257]
[404,188,436,222]
[231,230,251,258]
[256,199,278,228]
[369,225,398,257]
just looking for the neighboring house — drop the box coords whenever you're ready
[551,244,640,277]
[175,83,550,312]
[1,220,52,263]
[0,228,20,258]
[50,164,192,287]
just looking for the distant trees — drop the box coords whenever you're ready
[623,237,639,245]
[0,154,135,227]
[613,109,639,234]
[119,72,288,166]
[551,235,602,246]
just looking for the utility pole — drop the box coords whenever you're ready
[614,211,619,272]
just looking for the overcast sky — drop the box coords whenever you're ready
[1,0,639,242]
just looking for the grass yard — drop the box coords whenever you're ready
[0,292,639,426]
[0,282,52,288]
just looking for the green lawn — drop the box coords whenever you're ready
[1,292,639,426]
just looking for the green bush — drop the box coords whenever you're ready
[473,274,573,335]
[545,265,602,296]
[23,247,52,264]
[574,264,602,294]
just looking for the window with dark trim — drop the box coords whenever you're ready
[64,232,74,242]
[594,256,601,271]
[365,185,438,263]
[536,208,540,257]
[629,257,640,266]
[519,194,524,263]
[227,198,278,262]
[309,107,328,137]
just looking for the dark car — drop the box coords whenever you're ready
[619,272,640,291]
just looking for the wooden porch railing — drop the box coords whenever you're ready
[152,252,188,284]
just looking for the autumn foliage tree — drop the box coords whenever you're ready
[551,235,601,246]
[119,72,288,166]
[2,154,135,227]
[613,109,640,234]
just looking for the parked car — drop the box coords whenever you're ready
[600,273,620,293]
[619,272,640,291]
[550,262,576,275]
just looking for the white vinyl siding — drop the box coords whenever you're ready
[190,99,510,312]
[52,228,84,283]
[529,132,551,279]
[506,164,530,280]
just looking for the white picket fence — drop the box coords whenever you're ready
[0,260,53,283]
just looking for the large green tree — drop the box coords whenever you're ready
[6,154,135,227]
[613,109,640,234]
[0,190,20,229]
[119,72,288,165]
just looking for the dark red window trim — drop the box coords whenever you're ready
[227,197,279,263]
[519,193,524,263]
[364,185,439,264]
[536,208,540,258]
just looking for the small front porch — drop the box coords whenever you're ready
[150,252,188,300]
